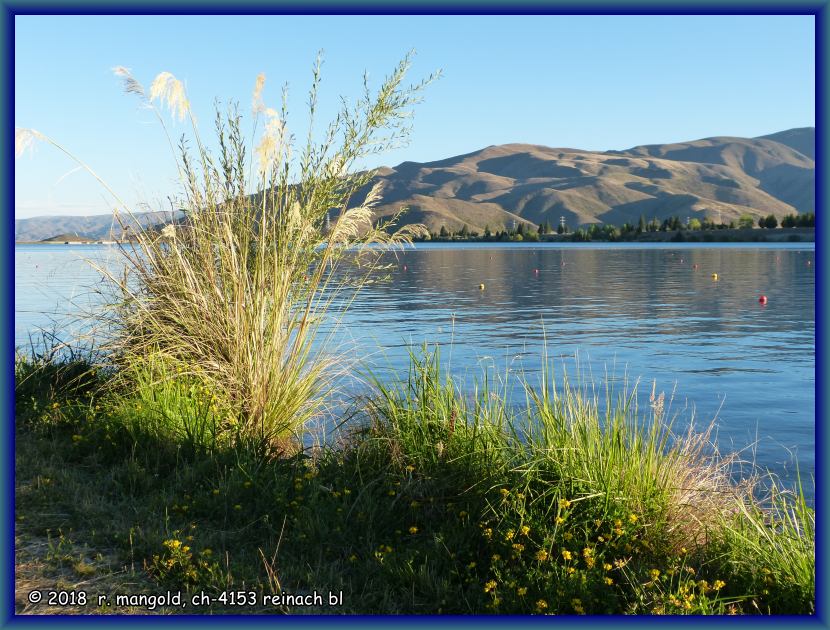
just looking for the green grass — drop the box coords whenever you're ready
[14,346,814,615]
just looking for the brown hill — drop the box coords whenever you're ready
[15,129,814,240]
[365,128,814,233]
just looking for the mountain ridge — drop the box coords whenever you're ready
[15,127,814,241]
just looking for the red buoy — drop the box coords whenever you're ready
[759,295,768,305]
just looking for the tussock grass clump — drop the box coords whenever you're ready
[18,54,438,454]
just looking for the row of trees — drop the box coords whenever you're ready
[425,211,815,242]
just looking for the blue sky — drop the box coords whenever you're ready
[14,14,815,218]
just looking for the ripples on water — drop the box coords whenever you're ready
[15,242,815,495]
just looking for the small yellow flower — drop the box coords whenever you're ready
[483,527,493,539]
[212,489,220,495]
[555,516,565,525]
[52,402,60,409]
[597,535,605,542]
[409,526,418,534]
[536,599,548,611]
[458,511,468,518]
[604,577,614,585]
[387,490,396,496]
[628,513,638,523]
[71,434,82,442]
[500,488,510,498]
[349,554,358,562]
[520,525,530,536]
[562,550,573,561]
[234,504,242,510]
[512,543,525,552]
[560,498,571,508]
[713,580,726,590]
[517,587,527,596]
[505,529,515,541]
[405,465,415,473]
[650,569,661,581]
[484,580,497,593]
[603,563,612,571]
[563,532,573,541]
[535,549,549,562]
[468,561,477,569]
[491,554,501,562]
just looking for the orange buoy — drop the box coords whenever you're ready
[479,283,485,290]
[711,273,718,280]
[759,295,768,305]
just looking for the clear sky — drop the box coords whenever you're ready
[14,14,815,219]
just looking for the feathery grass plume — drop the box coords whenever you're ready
[149,71,189,121]
[15,127,44,158]
[100,52,438,455]
[252,72,266,114]
[112,66,146,99]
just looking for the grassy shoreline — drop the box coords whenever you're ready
[14,348,814,615]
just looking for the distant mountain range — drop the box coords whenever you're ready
[15,127,814,241]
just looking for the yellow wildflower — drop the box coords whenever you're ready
[505,529,515,541]
[535,550,549,562]
[536,599,548,612]
[604,577,614,585]
[562,550,573,561]
[560,499,571,508]
[517,587,527,596]
[520,525,530,536]
[484,580,497,593]
[713,580,726,590]
[408,526,418,535]
[628,513,638,523]
[650,569,661,581]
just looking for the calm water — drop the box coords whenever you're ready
[15,243,816,492]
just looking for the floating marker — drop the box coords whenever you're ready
[711,273,719,280]
[534,268,539,274]
[479,283,485,290]
[680,258,684,263]
[692,264,698,270]
[759,295,768,305]
[403,265,407,271]
[807,260,812,266]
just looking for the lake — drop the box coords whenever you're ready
[15,242,815,494]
